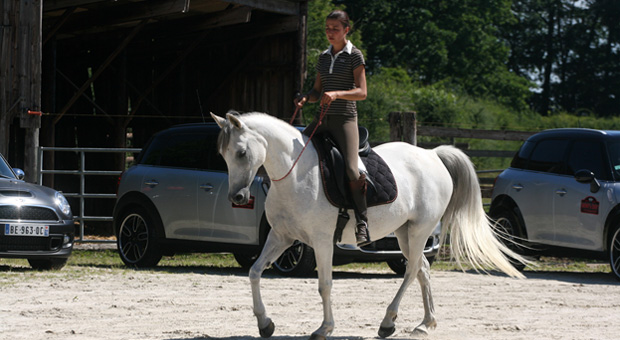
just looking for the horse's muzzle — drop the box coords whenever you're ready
[229,188,250,205]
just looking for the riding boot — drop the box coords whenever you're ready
[349,173,371,247]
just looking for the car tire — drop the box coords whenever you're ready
[490,207,527,271]
[233,252,260,269]
[609,224,620,281]
[386,255,435,275]
[28,258,68,270]
[117,206,163,268]
[272,241,316,277]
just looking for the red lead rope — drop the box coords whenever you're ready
[272,104,330,182]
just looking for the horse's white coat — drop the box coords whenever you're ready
[211,112,526,339]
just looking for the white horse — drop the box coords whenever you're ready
[210,111,527,340]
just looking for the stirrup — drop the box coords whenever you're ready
[355,221,371,247]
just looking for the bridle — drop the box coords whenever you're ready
[271,103,330,182]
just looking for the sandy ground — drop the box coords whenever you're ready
[1,262,619,340]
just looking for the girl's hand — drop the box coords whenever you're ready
[294,94,308,108]
[321,91,338,106]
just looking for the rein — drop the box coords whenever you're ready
[272,103,330,182]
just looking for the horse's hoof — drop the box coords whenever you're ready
[308,333,327,340]
[378,325,396,338]
[259,321,275,338]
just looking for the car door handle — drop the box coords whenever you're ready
[555,189,567,196]
[200,184,214,191]
[511,184,524,191]
[144,179,159,187]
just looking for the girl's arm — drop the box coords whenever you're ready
[320,65,367,106]
[294,73,323,107]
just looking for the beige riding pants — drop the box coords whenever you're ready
[303,114,360,181]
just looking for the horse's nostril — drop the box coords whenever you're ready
[234,194,244,202]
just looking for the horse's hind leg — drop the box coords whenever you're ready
[379,223,436,338]
[249,230,294,338]
[412,255,437,335]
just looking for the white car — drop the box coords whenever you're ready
[114,123,440,276]
[0,153,74,269]
[490,128,620,280]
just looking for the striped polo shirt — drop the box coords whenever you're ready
[316,40,366,116]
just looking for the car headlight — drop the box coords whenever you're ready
[55,192,72,217]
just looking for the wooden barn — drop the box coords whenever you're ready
[1,0,308,235]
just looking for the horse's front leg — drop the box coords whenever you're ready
[309,241,335,340]
[249,230,294,338]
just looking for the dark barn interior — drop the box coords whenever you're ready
[2,0,308,235]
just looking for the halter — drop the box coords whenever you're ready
[272,103,330,182]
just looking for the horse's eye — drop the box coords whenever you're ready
[237,150,246,158]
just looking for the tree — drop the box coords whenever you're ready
[502,0,620,116]
[335,0,531,111]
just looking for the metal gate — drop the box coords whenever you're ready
[38,147,141,243]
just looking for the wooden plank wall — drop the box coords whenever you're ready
[0,0,42,181]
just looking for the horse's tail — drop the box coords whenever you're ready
[434,145,528,278]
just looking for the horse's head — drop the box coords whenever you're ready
[211,112,267,205]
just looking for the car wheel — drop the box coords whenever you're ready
[233,252,260,269]
[117,206,163,268]
[490,207,527,271]
[386,255,435,275]
[609,224,620,281]
[28,258,68,270]
[272,241,316,277]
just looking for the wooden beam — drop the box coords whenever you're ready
[44,0,113,12]
[130,29,214,115]
[54,19,148,124]
[43,6,76,45]
[417,126,535,141]
[206,37,265,104]
[153,5,252,36]
[223,0,299,15]
[57,0,189,34]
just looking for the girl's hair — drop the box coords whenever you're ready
[326,10,350,29]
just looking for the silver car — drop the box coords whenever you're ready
[0,153,74,270]
[490,128,620,280]
[114,123,440,276]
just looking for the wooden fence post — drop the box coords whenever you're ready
[402,111,417,145]
[388,111,401,142]
[389,111,417,145]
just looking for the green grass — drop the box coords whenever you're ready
[0,248,611,276]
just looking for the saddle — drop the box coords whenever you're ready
[311,127,398,242]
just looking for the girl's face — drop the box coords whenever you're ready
[325,19,349,44]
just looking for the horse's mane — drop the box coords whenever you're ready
[216,111,302,153]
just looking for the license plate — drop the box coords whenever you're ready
[4,224,49,237]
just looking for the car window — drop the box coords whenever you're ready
[526,139,569,174]
[511,140,535,169]
[0,154,15,178]
[205,135,227,172]
[607,141,620,180]
[141,132,208,169]
[566,140,608,179]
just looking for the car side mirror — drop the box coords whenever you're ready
[575,169,600,193]
[13,168,25,180]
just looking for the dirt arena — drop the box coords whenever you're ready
[1,261,618,340]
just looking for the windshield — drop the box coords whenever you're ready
[0,154,16,179]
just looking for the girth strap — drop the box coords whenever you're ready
[333,208,350,244]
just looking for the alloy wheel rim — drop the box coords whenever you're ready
[119,214,149,263]
[273,241,304,272]
[611,228,620,278]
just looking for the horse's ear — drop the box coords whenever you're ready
[226,112,245,130]
[210,112,226,128]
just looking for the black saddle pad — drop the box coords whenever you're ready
[313,139,398,209]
